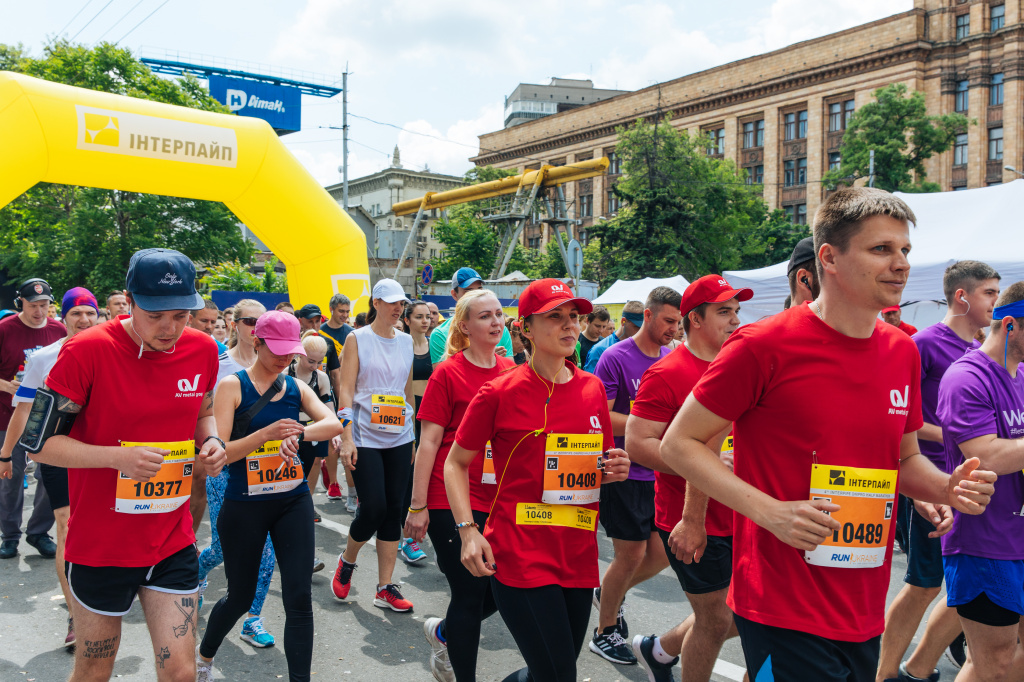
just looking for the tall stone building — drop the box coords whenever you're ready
[473,0,1020,248]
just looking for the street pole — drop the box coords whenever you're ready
[868,149,875,188]
[342,66,349,210]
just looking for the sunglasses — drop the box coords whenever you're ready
[236,317,258,327]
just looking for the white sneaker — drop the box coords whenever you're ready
[195,646,214,682]
[423,617,454,682]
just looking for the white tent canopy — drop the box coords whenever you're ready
[593,275,691,305]
[725,180,1024,326]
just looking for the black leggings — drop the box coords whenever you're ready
[350,442,413,543]
[490,578,592,682]
[427,508,498,681]
[200,493,315,682]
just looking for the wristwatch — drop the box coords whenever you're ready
[202,435,226,450]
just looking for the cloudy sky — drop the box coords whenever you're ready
[6,0,913,189]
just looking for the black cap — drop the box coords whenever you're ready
[125,248,204,312]
[295,304,322,320]
[17,279,54,303]
[787,237,816,274]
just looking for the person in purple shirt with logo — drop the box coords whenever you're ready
[936,281,1024,682]
[589,286,682,665]
[877,260,1001,682]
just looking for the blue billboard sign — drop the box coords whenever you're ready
[208,74,301,132]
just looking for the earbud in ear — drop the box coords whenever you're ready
[1008,322,1014,332]
[959,294,967,303]
[801,277,810,289]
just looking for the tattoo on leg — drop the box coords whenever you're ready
[173,597,195,638]
[157,647,170,668]
[82,636,118,659]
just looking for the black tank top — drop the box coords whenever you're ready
[413,351,433,382]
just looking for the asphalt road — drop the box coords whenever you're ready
[0,479,962,681]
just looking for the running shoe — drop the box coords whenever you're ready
[590,625,637,665]
[345,491,358,513]
[320,459,332,489]
[240,616,275,648]
[423,617,454,682]
[374,583,413,612]
[945,632,967,670]
[327,482,343,500]
[632,634,679,682]
[400,539,427,564]
[332,557,357,600]
[313,510,322,523]
[64,617,75,650]
[897,661,939,682]
[592,587,629,638]
[313,557,325,573]
[22,476,27,489]
[195,646,214,682]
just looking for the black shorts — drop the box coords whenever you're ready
[956,591,1022,628]
[39,462,69,510]
[898,495,944,588]
[65,543,199,616]
[735,613,880,682]
[599,478,655,541]
[659,528,732,595]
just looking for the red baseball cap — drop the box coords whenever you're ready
[680,274,753,313]
[881,306,900,314]
[518,279,593,319]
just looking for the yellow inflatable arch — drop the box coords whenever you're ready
[0,71,369,312]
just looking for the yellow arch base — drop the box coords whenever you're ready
[0,71,369,312]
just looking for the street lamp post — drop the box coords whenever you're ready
[1004,165,1024,177]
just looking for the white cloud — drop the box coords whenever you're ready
[396,102,503,176]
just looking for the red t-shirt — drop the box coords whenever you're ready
[455,361,613,590]
[0,314,65,429]
[46,317,219,567]
[898,321,919,336]
[692,304,923,642]
[631,344,733,536]
[417,351,516,513]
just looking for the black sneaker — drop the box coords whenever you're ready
[897,661,939,682]
[592,587,629,638]
[589,625,636,665]
[312,510,322,523]
[632,634,678,682]
[26,533,56,558]
[945,632,966,670]
[0,539,17,559]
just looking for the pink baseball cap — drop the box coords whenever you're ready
[254,311,307,356]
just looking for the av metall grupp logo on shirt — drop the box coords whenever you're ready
[829,469,846,487]
[547,457,559,470]
[177,374,200,392]
[888,385,909,416]
[589,416,601,430]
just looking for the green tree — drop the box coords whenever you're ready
[823,83,973,192]
[591,116,784,282]
[0,40,252,296]
[200,255,285,294]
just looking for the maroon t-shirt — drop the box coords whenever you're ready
[0,314,65,429]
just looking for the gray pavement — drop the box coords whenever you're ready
[1,480,961,681]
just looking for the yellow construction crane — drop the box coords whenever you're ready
[392,157,609,281]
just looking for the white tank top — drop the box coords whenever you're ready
[352,325,415,448]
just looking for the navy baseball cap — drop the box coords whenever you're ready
[125,248,204,312]
[453,267,482,289]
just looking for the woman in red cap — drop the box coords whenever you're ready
[444,278,631,682]
[197,310,343,682]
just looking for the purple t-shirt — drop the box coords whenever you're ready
[914,323,980,466]
[594,336,670,481]
[937,348,1024,560]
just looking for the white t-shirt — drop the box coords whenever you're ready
[215,349,247,391]
[12,338,63,406]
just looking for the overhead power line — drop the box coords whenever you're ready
[117,0,172,44]
[95,0,148,42]
[70,0,116,41]
[58,0,96,37]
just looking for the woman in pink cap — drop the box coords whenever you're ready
[197,310,343,682]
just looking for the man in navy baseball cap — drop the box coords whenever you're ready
[125,248,204,312]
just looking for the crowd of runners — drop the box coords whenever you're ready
[0,186,1021,682]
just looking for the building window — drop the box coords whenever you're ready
[989,127,1004,160]
[956,13,970,40]
[706,128,725,155]
[844,99,855,128]
[798,110,808,139]
[579,193,593,218]
[828,152,842,171]
[579,229,589,246]
[990,73,1004,105]
[954,133,968,165]
[784,159,806,187]
[430,248,437,259]
[528,237,540,249]
[992,4,1005,31]
[607,190,619,214]
[745,165,764,185]
[955,80,969,112]
[607,151,621,174]
[797,158,807,185]
[796,204,807,225]
[742,120,765,148]
[828,103,842,131]
[784,113,796,140]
